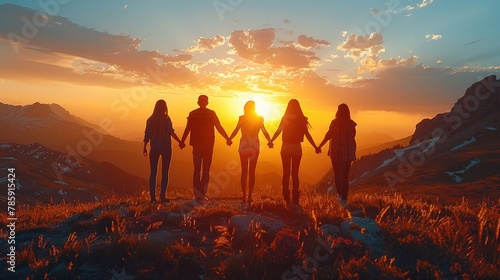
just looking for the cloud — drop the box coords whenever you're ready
[284,19,290,24]
[228,28,320,68]
[403,5,415,11]
[341,31,348,38]
[187,35,225,52]
[0,4,196,87]
[436,60,442,64]
[338,33,418,73]
[425,34,442,40]
[369,8,379,15]
[418,0,434,8]
[297,35,331,49]
[0,79,4,85]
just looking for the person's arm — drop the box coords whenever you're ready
[179,116,191,149]
[317,121,334,153]
[305,129,317,150]
[143,141,148,156]
[227,119,241,146]
[167,118,182,145]
[143,120,150,156]
[213,112,231,143]
[269,120,284,143]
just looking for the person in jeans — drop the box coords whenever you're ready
[180,95,231,203]
[269,99,318,213]
[143,99,183,203]
[227,101,273,205]
[317,103,357,207]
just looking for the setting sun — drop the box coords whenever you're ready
[232,93,285,123]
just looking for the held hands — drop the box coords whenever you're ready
[315,147,322,154]
[179,142,186,149]
[267,141,274,149]
[226,138,233,146]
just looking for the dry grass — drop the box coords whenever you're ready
[3,188,499,279]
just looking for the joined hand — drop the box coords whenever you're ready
[179,142,186,149]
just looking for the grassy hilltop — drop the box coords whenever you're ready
[1,187,499,280]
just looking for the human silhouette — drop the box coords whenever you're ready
[179,95,231,203]
[143,100,183,203]
[317,103,357,207]
[227,101,273,204]
[269,99,317,213]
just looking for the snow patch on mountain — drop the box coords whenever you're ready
[446,159,481,183]
[451,137,476,151]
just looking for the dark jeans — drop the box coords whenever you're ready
[149,145,172,201]
[281,153,302,205]
[332,160,351,200]
[193,146,213,199]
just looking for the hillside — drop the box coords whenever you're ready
[0,143,146,204]
[0,192,498,279]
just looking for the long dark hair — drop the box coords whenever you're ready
[244,100,257,116]
[284,99,310,129]
[335,103,351,121]
[148,99,169,139]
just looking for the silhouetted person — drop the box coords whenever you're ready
[143,100,183,203]
[317,103,357,207]
[180,95,231,203]
[228,101,272,204]
[269,99,317,213]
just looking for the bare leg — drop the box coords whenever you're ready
[248,152,258,202]
[240,153,249,201]
[281,153,292,208]
[291,154,302,206]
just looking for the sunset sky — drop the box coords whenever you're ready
[1,0,499,143]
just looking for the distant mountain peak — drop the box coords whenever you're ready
[410,75,500,144]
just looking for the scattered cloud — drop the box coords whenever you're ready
[0,4,196,86]
[297,34,331,49]
[436,60,442,64]
[284,19,290,24]
[418,0,434,8]
[187,35,225,52]
[338,33,418,73]
[0,79,4,85]
[228,28,320,68]
[123,4,128,9]
[425,34,442,40]
[341,31,348,38]
[338,33,385,62]
[369,8,379,15]
[403,5,415,11]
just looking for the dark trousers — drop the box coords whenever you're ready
[332,160,351,200]
[193,146,213,199]
[281,153,302,206]
[149,145,172,201]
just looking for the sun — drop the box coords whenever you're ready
[237,94,284,122]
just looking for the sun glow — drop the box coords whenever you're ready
[235,93,285,123]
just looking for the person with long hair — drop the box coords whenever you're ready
[227,101,273,205]
[269,99,318,213]
[317,103,357,207]
[143,99,183,203]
